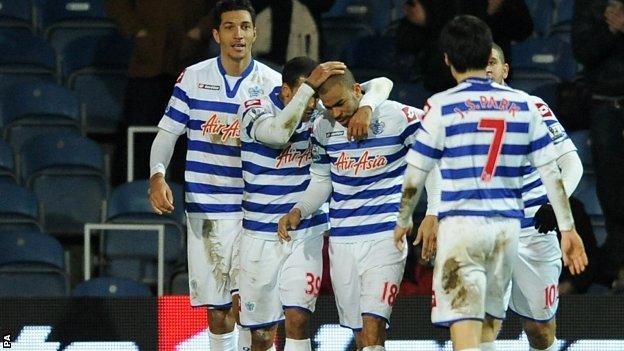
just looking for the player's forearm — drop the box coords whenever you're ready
[294,172,332,218]
[537,160,575,231]
[255,83,315,146]
[396,164,429,227]
[359,77,393,110]
[150,129,179,177]
[557,151,583,196]
[425,164,441,216]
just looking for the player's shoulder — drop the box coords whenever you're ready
[184,57,218,75]
[254,60,283,86]
[376,100,423,125]
[311,111,336,144]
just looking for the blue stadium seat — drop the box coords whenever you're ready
[573,173,602,217]
[0,139,16,182]
[19,133,106,236]
[0,28,57,91]
[390,82,431,110]
[0,230,68,296]
[73,277,152,297]
[103,180,184,284]
[62,34,131,133]
[511,35,578,80]
[524,0,554,36]
[1,81,81,151]
[0,181,41,232]
[553,0,574,28]
[321,18,374,60]
[38,0,116,55]
[568,130,592,169]
[0,0,34,30]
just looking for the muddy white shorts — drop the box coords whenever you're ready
[504,232,562,321]
[329,235,407,330]
[239,232,324,329]
[431,216,520,327]
[187,217,242,308]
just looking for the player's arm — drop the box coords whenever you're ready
[251,84,315,147]
[278,133,332,242]
[347,77,394,141]
[528,106,588,274]
[532,99,584,232]
[414,165,441,260]
[394,100,444,251]
[252,61,346,146]
[149,70,191,215]
[149,129,179,215]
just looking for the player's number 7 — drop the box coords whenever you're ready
[477,118,506,182]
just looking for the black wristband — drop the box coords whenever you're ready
[304,80,318,93]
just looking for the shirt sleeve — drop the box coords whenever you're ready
[359,77,394,110]
[405,99,444,172]
[526,101,559,168]
[532,96,577,156]
[239,97,275,141]
[252,83,315,146]
[158,69,192,136]
[399,104,424,146]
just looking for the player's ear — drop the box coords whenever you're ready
[212,28,221,44]
[281,83,292,100]
[353,83,362,98]
[503,63,509,80]
[443,53,450,67]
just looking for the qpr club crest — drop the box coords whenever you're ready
[248,86,263,97]
[370,120,385,135]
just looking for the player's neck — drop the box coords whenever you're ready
[453,69,488,84]
[220,54,252,76]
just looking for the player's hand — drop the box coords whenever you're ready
[394,224,412,251]
[415,215,438,260]
[347,106,371,141]
[148,173,174,215]
[605,2,624,33]
[278,208,302,243]
[534,203,558,234]
[560,229,588,275]
[305,61,346,90]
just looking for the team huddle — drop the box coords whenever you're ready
[147,1,589,351]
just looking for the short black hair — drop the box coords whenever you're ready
[492,42,505,63]
[439,15,492,73]
[318,68,355,96]
[282,57,317,88]
[213,0,256,29]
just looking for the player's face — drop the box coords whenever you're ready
[283,77,318,122]
[486,49,509,84]
[212,10,256,62]
[319,83,362,127]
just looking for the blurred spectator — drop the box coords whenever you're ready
[105,0,217,184]
[572,0,624,290]
[390,0,532,91]
[252,0,335,64]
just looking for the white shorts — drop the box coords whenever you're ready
[431,216,520,327]
[329,235,407,330]
[239,232,324,329]
[504,232,562,322]
[187,217,242,308]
